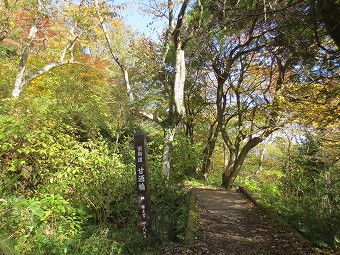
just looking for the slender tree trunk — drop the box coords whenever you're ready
[184,120,197,176]
[174,47,186,116]
[257,146,266,173]
[94,0,134,104]
[185,120,194,144]
[123,69,134,104]
[200,71,226,180]
[162,126,176,178]
[12,17,40,98]
[246,145,266,178]
[283,137,292,173]
[201,122,219,180]
[201,142,215,180]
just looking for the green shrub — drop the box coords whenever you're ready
[0,97,192,254]
[150,176,190,243]
[0,195,84,254]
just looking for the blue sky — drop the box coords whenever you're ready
[114,0,166,40]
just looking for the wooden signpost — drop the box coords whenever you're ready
[134,133,151,238]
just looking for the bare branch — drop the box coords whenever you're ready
[173,0,190,48]
[23,61,82,86]
[138,111,164,126]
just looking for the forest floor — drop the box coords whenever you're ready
[160,188,338,255]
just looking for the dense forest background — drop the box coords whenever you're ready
[0,0,339,254]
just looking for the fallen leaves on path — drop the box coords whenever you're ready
[160,189,337,255]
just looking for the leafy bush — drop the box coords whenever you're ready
[0,98,191,254]
[0,195,84,254]
[0,98,133,253]
[172,136,202,180]
[151,176,190,243]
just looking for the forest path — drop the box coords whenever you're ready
[161,188,335,255]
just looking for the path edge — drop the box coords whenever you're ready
[238,185,313,248]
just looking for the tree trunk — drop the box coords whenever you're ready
[12,17,40,98]
[246,145,266,178]
[222,158,243,189]
[123,68,134,104]
[95,0,134,104]
[184,120,197,176]
[185,115,195,144]
[201,142,215,181]
[201,123,219,180]
[222,137,262,188]
[223,149,236,174]
[174,47,186,116]
[162,126,176,178]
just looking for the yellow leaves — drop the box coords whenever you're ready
[63,4,97,28]
[284,82,340,128]
[110,18,124,30]
[276,95,286,104]
[24,76,49,97]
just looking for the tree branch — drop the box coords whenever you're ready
[138,111,164,126]
[94,0,134,104]
[173,0,190,48]
[23,61,82,86]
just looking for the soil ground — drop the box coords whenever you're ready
[160,188,337,255]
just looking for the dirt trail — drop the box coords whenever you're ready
[161,188,336,255]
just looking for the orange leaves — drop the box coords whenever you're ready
[15,10,35,25]
[4,8,56,48]
[78,54,111,70]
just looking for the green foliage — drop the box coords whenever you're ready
[0,47,17,99]
[238,133,340,250]
[278,135,340,249]
[172,136,202,180]
[151,176,190,243]
[0,96,129,253]
[0,89,191,254]
[0,194,83,254]
[0,44,18,59]
[68,227,123,255]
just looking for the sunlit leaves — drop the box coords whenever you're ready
[284,82,340,128]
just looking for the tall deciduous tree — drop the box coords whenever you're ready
[11,0,89,98]
[94,0,202,178]
[157,0,202,177]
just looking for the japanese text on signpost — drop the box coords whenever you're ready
[134,133,151,238]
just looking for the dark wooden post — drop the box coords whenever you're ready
[134,132,151,238]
